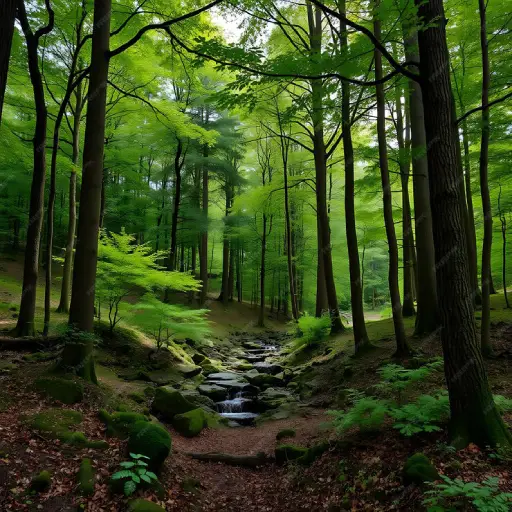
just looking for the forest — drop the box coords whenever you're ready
[0,0,511,510]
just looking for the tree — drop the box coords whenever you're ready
[416,0,511,448]
[0,0,17,124]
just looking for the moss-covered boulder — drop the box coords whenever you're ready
[127,499,166,512]
[181,391,216,411]
[173,408,208,437]
[151,387,196,420]
[35,377,84,404]
[297,441,329,466]
[29,470,51,493]
[403,453,440,485]
[192,353,206,365]
[128,392,146,404]
[246,373,284,389]
[99,410,148,438]
[177,364,203,378]
[198,384,227,401]
[276,428,296,441]
[275,444,308,465]
[236,363,253,371]
[77,458,95,496]
[127,421,171,472]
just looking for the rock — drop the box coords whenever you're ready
[177,364,203,378]
[181,477,201,494]
[141,370,180,386]
[207,372,244,381]
[192,353,206,364]
[127,421,172,472]
[128,392,146,404]
[98,410,148,438]
[242,341,262,350]
[253,362,283,375]
[206,380,256,394]
[246,373,284,389]
[181,391,216,411]
[198,384,228,401]
[275,445,308,465]
[297,441,329,466]
[236,363,253,371]
[244,369,260,378]
[403,453,440,485]
[152,387,196,420]
[29,470,51,493]
[35,377,83,404]
[201,363,222,374]
[243,355,266,363]
[127,499,166,512]
[77,459,95,496]
[173,408,208,437]
[276,428,296,441]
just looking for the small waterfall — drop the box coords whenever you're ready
[217,391,244,413]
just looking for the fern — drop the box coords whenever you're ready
[329,396,390,433]
[111,453,159,496]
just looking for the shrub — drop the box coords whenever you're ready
[293,314,331,349]
[111,453,159,496]
[423,475,512,512]
[329,395,390,433]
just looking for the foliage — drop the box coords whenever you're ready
[293,314,331,349]
[329,395,390,433]
[423,476,512,512]
[111,453,158,497]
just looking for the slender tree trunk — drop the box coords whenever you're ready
[315,215,328,316]
[308,2,343,333]
[0,0,16,124]
[498,186,510,308]
[169,139,183,271]
[339,0,369,352]
[403,25,439,335]
[258,214,267,327]
[219,185,230,305]
[228,243,235,301]
[65,0,112,383]
[416,0,510,448]
[373,3,410,356]
[13,2,54,337]
[199,139,209,305]
[478,0,493,356]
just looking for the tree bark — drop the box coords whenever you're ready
[403,25,439,335]
[169,139,184,272]
[199,133,209,305]
[416,0,510,448]
[308,2,343,333]
[13,1,54,337]
[0,0,16,124]
[258,213,267,327]
[339,0,369,352]
[373,3,410,357]
[478,0,492,356]
[66,0,112,382]
[219,184,231,305]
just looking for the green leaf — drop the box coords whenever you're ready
[124,480,137,496]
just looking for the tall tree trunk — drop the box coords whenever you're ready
[315,216,328,316]
[308,2,343,333]
[339,0,369,352]
[65,0,112,383]
[403,24,438,335]
[478,0,493,356]
[394,81,416,318]
[498,186,510,308]
[258,214,267,327]
[219,185,230,305]
[373,3,410,356]
[199,138,209,305]
[169,139,183,272]
[0,0,16,124]
[13,1,54,337]
[228,243,235,301]
[416,0,510,448]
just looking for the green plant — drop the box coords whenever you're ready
[329,395,390,433]
[390,392,450,436]
[293,314,331,349]
[111,453,158,496]
[423,475,512,512]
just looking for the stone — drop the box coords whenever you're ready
[207,372,244,381]
[253,362,283,375]
[29,470,51,493]
[236,363,253,371]
[127,499,166,512]
[403,453,440,485]
[275,445,308,465]
[77,458,95,496]
[181,391,217,411]
[198,384,228,402]
[173,408,208,437]
[246,373,284,389]
[152,387,196,420]
[35,377,83,404]
[127,421,172,472]
[192,353,206,364]
[276,428,296,441]
[177,364,203,378]
[98,410,147,438]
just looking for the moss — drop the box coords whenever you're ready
[275,444,308,465]
[99,410,148,438]
[181,477,201,494]
[144,386,156,398]
[78,458,95,496]
[276,428,296,441]
[403,453,440,485]
[127,421,171,472]
[128,392,146,404]
[35,377,84,404]
[23,352,55,363]
[172,408,207,437]
[236,363,253,371]
[192,353,206,364]
[297,441,329,466]
[29,470,52,493]
[247,373,284,389]
[127,499,166,512]
[151,387,196,420]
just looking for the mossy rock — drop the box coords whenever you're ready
[192,353,206,364]
[35,377,84,404]
[246,373,284,389]
[200,363,221,374]
[403,453,440,485]
[144,387,156,398]
[127,499,166,512]
[127,421,171,472]
[276,428,296,441]
[173,408,208,437]
[152,387,196,421]
[236,363,253,371]
[99,410,148,438]
[181,391,216,411]
[23,352,55,363]
[77,458,95,496]
[297,441,329,466]
[128,392,146,404]
[275,444,308,464]
[29,470,51,493]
